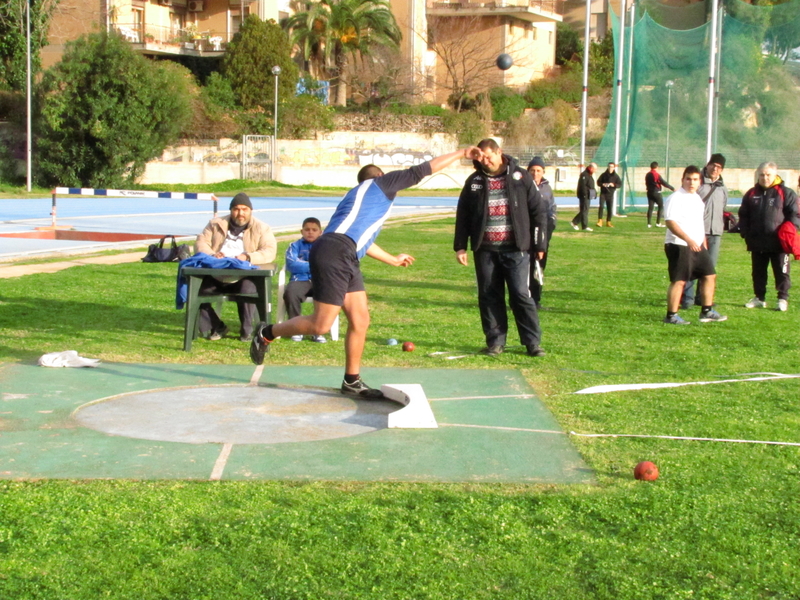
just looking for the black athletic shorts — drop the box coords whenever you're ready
[309,233,365,306]
[665,243,715,283]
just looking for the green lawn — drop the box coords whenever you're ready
[1,213,798,599]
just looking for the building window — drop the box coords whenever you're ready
[170,11,185,40]
[132,7,143,40]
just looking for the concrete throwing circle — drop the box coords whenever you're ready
[74,385,398,444]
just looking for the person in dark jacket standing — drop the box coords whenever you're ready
[596,162,622,228]
[572,163,597,231]
[454,139,547,357]
[527,157,556,308]
[681,154,728,308]
[738,162,800,312]
[645,161,674,228]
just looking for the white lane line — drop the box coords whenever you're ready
[430,394,535,402]
[570,432,800,446]
[210,443,233,480]
[249,364,264,386]
[440,423,565,435]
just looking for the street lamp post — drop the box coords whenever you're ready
[665,80,674,183]
[271,65,281,181]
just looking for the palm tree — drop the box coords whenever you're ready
[284,0,401,107]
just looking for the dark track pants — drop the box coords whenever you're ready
[598,193,614,221]
[647,191,664,225]
[571,196,591,229]
[474,249,541,347]
[751,251,791,301]
[198,276,257,338]
[283,280,313,319]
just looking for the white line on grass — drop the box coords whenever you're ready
[210,443,233,480]
[570,432,800,446]
[574,373,800,394]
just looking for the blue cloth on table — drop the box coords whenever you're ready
[176,253,258,309]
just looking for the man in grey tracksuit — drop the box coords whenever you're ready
[682,154,728,308]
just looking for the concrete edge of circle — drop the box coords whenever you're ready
[382,384,438,429]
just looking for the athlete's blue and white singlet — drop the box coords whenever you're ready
[324,162,432,259]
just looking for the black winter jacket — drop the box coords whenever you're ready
[454,154,547,254]
[576,168,596,201]
[738,179,800,253]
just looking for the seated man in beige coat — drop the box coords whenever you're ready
[195,193,277,341]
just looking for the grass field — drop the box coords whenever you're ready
[1,212,799,599]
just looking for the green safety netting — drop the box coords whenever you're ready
[594,0,800,211]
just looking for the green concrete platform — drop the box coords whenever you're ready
[0,362,594,484]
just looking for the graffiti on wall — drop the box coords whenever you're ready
[158,141,441,169]
[354,150,434,167]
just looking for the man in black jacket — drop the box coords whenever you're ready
[572,162,597,231]
[454,139,547,357]
[739,162,800,312]
[596,162,622,228]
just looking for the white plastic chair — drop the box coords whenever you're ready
[118,26,139,43]
[276,267,339,341]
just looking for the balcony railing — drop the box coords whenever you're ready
[427,0,563,16]
[114,23,228,53]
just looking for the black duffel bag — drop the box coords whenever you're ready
[142,235,192,263]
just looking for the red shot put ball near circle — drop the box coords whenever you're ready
[402,341,415,352]
[634,461,659,481]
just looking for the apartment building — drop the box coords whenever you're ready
[41,0,560,105]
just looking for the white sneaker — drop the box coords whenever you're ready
[291,334,303,342]
[313,335,327,343]
[584,227,593,232]
[777,299,788,312]
[744,297,767,309]
[655,223,665,228]
[571,223,580,231]
[647,224,652,228]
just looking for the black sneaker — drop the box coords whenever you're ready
[341,378,385,399]
[480,345,504,356]
[249,322,271,365]
[526,344,546,357]
[208,325,229,341]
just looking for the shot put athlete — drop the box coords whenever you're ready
[250,146,484,399]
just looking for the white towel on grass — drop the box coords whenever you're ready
[38,351,101,368]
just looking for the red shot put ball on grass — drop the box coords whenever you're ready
[402,342,415,352]
[634,461,659,481]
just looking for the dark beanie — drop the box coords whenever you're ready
[230,193,252,210]
[709,153,726,168]
[528,156,545,169]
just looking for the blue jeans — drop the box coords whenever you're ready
[474,249,541,347]
[682,235,721,306]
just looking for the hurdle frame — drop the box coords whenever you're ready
[44,187,219,230]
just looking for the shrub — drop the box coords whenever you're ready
[524,65,604,109]
[223,16,298,111]
[201,72,237,112]
[547,99,580,145]
[442,110,488,145]
[556,22,583,66]
[279,94,334,139]
[385,103,447,118]
[34,31,192,187]
[488,87,528,122]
